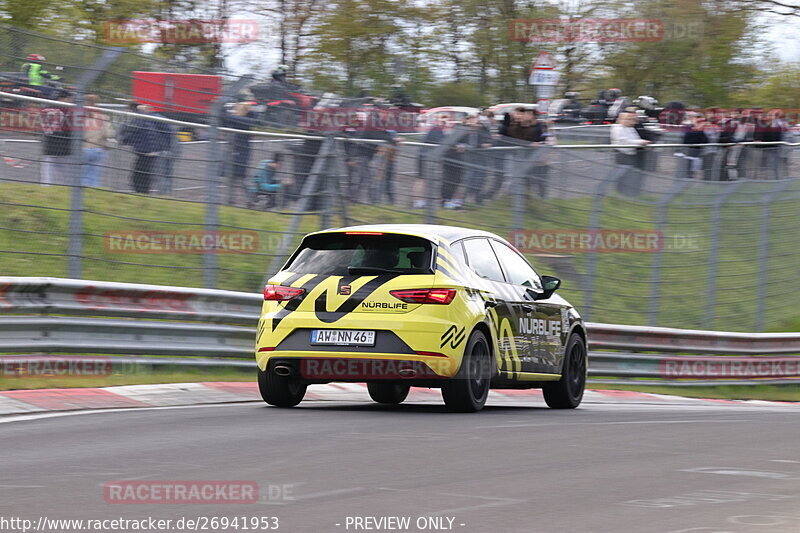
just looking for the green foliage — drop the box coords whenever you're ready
[748,62,800,109]
[596,0,758,106]
[426,81,488,108]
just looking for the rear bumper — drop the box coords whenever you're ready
[257,350,459,379]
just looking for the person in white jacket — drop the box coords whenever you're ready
[610,112,651,161]
[610,112,651,195]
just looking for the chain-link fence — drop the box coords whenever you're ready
[0,26,798,332]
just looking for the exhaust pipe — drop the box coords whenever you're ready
[398,368,417,378]
[273,365,293,377]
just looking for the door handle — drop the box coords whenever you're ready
[521,304,533,313]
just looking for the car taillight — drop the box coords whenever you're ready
[390,288,456,304]
[263,284,305,301]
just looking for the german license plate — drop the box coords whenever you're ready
[311,329,375,346]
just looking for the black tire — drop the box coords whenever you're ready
[258,367,306,407]
[367,382,410,405]
[543,334,587,409]
[441,330,493,413]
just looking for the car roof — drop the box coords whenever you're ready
[421,107,480,114]
[490,102,534,109]
[310,224,505,245]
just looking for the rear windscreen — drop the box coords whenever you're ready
[284,233,434,275]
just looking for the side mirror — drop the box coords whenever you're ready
[539,275,561,300]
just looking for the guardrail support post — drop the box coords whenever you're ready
[704,181,744,329]
[756,180,791,331]
[204,75,253,289]
[67,48,124,279]
[647,179,691,326]
[582,168,624,321]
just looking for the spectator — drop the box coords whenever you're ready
[412,117,448,209]
[682,113,710,179]
[497,107,518,137]
[506,107,548,143]
[248,153,284,208]
[344,156,360,200]
[610,111,651,195]
[442,143,465,209]
[503,108,551,198]
[119,104,172,194]
[81,94,114,187]
[373,131,399,204]
[479,108,495,132]
[753,109,788,180]
[463,114,493,205]
[223,102,259,204]
[155,119,179,195]
[21,54,61,100]
[734,108,757,179]
[343,125,379,202]
[424,117,447,144]
[39,91,74,186]
[716,109,741,181]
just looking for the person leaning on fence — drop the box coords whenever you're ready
[680,113,710,180]
[412,117,448,209]
[463,114,493,205]
[502,107,551,198]
[39,90,74,186]
[716,109,741,181]
[342,125,379,202]
[118,104,172,194]
[734,108,757,179]
[754,109,788,180]
[223,102,259,204]
[610,111,651,195]
[372,130,399,204]
[442,142,465,209]
[81,94,114,188]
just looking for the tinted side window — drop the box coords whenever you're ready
[490,240,542,290]
[462,238,505,282]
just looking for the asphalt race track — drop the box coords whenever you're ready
[1,393,799,533]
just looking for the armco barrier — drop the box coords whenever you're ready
[0,277,798,386]
[0,277,261,323]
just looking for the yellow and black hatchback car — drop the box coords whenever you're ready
[256,224,587,412]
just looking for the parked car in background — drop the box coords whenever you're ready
[487,102,535,122]
[416,106,480,132]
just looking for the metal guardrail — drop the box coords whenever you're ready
[1,277,798,386]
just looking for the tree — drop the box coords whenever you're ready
[597,0,759,106]
[255,0,328,78]
[749,63,800,108]
[307,0,411,96]
[427,80,487,108]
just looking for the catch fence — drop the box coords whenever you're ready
[0,26,798,332]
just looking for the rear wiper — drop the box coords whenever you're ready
[347,266,404,274]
